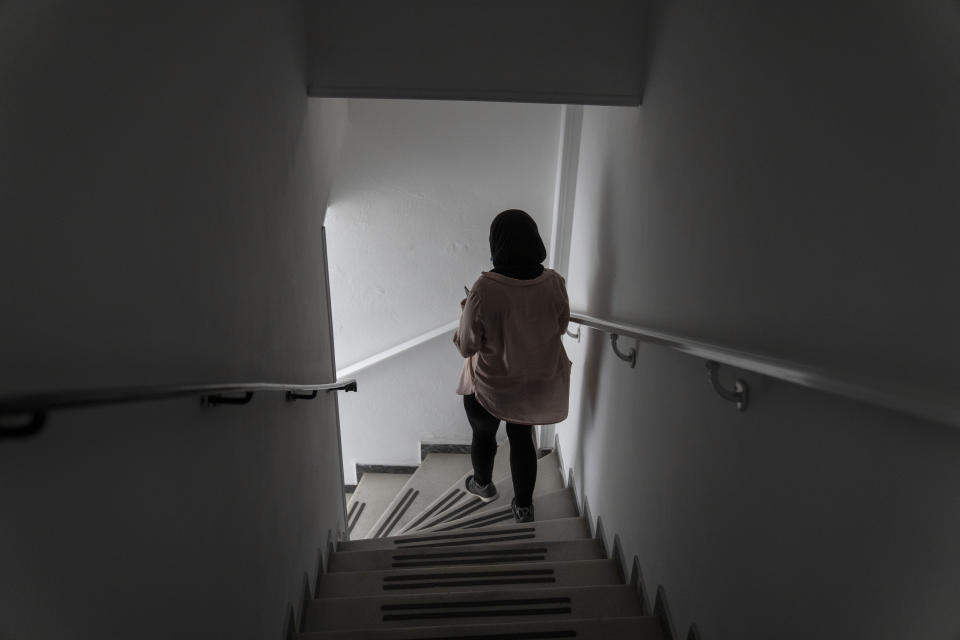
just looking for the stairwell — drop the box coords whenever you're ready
[299,445,669,639]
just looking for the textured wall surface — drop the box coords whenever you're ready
[325,100,561,478]
[558,1,960,639]
[0,3,347,638]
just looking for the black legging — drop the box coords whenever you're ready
[463,393,537,508]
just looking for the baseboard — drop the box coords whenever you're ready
[420,442,472,459]
[629,556,652,616]
[654,585,679,640]
[552,432,695,638]
[284,605,296,640]
[594,514,608,558]
[552,431,566,477]
[288,528,340,639]
[313,544,326,598]
[297,572,311,635]
[355,463,419,482]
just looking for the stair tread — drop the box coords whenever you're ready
[297,615,666,639]
[414,488,579,534]
[347,473,413,539]
[396,441,513,535]
[329,538,604,572]
[338,516,591,553]
[404,451,564,534]
[315,558,624,599]
[303,584,644,632]
[364,454,475,539]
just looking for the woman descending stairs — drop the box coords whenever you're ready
[300,446,667,639]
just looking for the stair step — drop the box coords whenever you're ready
[297,615,666,639]
[338,517,591,553]
[397,441,513,534]
[302,584,644,632]
[329,538,604,572]
[365,454,474,538]
[347,473,413,539]
[314,558,624,599]
[404,451,564,534]
[415,488,579,534]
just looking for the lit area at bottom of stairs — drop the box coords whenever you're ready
[299,446,670,639]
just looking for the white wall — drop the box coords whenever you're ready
[325,100,562,480]
[559,1,960,639]
[0,3,348,638]
[338,334,470,481]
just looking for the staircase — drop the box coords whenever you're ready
[300,445,668,639]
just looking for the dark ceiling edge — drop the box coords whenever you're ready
[307,86,643,107]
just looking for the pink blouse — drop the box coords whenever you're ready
[454,269,571,425]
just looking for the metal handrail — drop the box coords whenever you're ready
[337,320,459,378]
[568,312,958,425]
[0,379,358,439]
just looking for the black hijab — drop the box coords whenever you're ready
[489,209,546,280]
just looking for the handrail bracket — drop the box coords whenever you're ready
[0,379,358,442]
[202,391,255,407]
[286,389,319,402]
[610,334,637,368]
[706,361,748,411]
[0,412,48,439]
[288,380,357,400]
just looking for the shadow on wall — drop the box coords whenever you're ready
[573,168,618,488]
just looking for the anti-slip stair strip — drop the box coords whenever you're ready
[397,533,537,549]
[407,451,562,535]
[375,488,421,538]
[404,488,466,531]
[393,632,576,640]
[365,454,476,539]
[393,548,548,562]
[347,501,365,536]
[380,596,571,611]
[380,596,574,621]
[341,517,591,552]
[420,496,487,528]
[382,606,573,622]
[384,577,557,590]
[331,539,603,573]
[383,568,555,582]
[392,556,546,569]
[381,568,557,591]
[395,526,537,546]
[435,507,515,531]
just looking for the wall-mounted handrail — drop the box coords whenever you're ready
[337,320,459,378]
[0,379,358,439]
[568,311,959,426]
